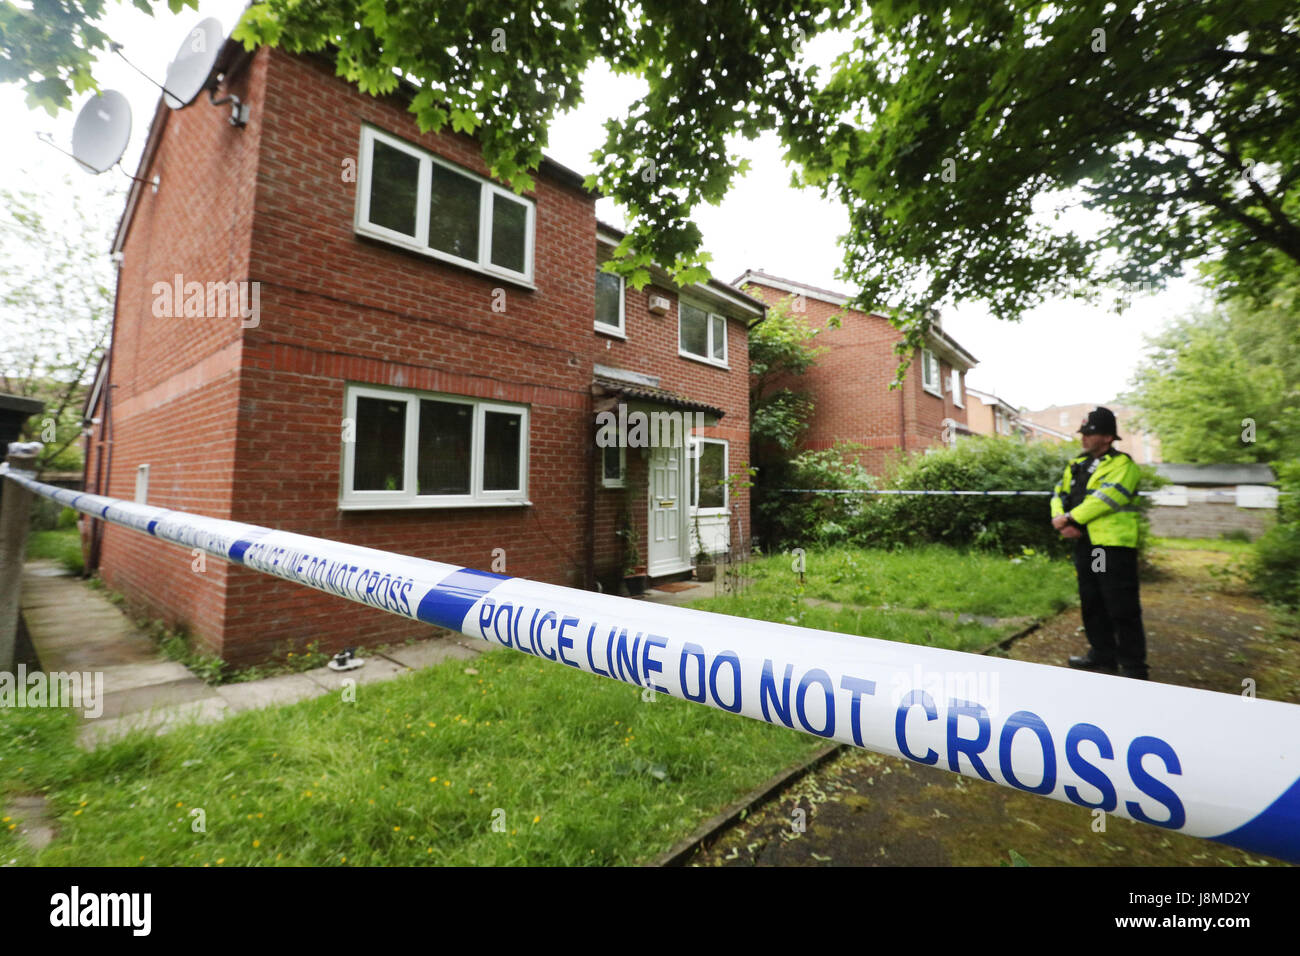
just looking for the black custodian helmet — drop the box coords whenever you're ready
[1079,406,1121,440]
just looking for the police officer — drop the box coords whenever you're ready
[1049,407,1149,680]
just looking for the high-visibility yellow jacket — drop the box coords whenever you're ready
[1050,449,1142,547]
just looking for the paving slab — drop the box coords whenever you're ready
[34,636,161,674]
[17,561,533,751]
[380,639,482,670]
[302,654,410,692]
[4,794,56,853]
[97,659,199,694]
[98,678,223,721]
[79,697,231,748]
[216,673,327,713]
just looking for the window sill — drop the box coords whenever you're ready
[678,350,729,370]
[354,225,536,291]
[339,498,533,511]
[923,385,943,398]
[595,325,626,339]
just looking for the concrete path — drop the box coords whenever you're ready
[18,561,483,749]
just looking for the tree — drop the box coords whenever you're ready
[746,293,830,546]
[6,1,1297,359]
[795,0,1300,356]
[0,0,196,114]
[1124,269,1300,463]
[0,178,119,469]
[747,294,827,454]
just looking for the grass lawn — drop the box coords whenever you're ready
[1,542,1077,866]
[1,650,824,866]
[690,545,1078,646]
[1149,535,1255,555]
[685,596,1014,653]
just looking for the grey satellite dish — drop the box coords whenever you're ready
[163,17,224,109]
[71,90,132,174]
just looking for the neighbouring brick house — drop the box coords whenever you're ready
[965,387,1072,445]
[81,38,762,666]
[1020,402,1162,465]
[735,271,977,475]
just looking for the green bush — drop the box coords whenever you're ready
[1249,459,1300,608]
[756,443,877,549]
[25,528,84,575]
[852,437,1162,559]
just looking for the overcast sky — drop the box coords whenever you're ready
[1,0,1211,410]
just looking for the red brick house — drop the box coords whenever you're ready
[735,271,977,474]
[81,39,762,666]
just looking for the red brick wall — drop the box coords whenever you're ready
[92,46,752,665]
[204,49,597,664]
[743,282,966,474]
[92,51,266,647]
[590,266,752,583]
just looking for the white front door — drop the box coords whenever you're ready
[647,444,689,576]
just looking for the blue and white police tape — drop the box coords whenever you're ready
[5,465,1299,863]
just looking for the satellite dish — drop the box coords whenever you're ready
[71,90,132,174]
[163,17,224,109]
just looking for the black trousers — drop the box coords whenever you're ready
[1073,540,1147,674]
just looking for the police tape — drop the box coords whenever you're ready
[5,465,1299,863]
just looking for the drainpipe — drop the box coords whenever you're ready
[898,370,907,455]
[88,243,125,573]
[584,390,597,590]
[89,384,115,573]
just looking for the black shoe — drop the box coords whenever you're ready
[1068,652,1117,673]
[1119,666,1149,681]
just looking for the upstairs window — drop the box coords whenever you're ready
[679,301,727,366]
[343,384,529,509]
[595,270,625,335]
[951,369,963,407]
[921,349,941,395]
[357,126,535,284]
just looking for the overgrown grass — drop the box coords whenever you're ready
[24,528,83,575]
[687,593,1014,653]
[704,545,1077,621]
[0,650,823,866]
[1150,536,1255,555]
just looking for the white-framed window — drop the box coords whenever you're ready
[355,126,535,285]
[601,443,626,488]
[689,438,728,513]
[595,268,625,336]
[950,369,963,407]
[341,384,529,509]
[921,349,941,396]
[679,300,728,366]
